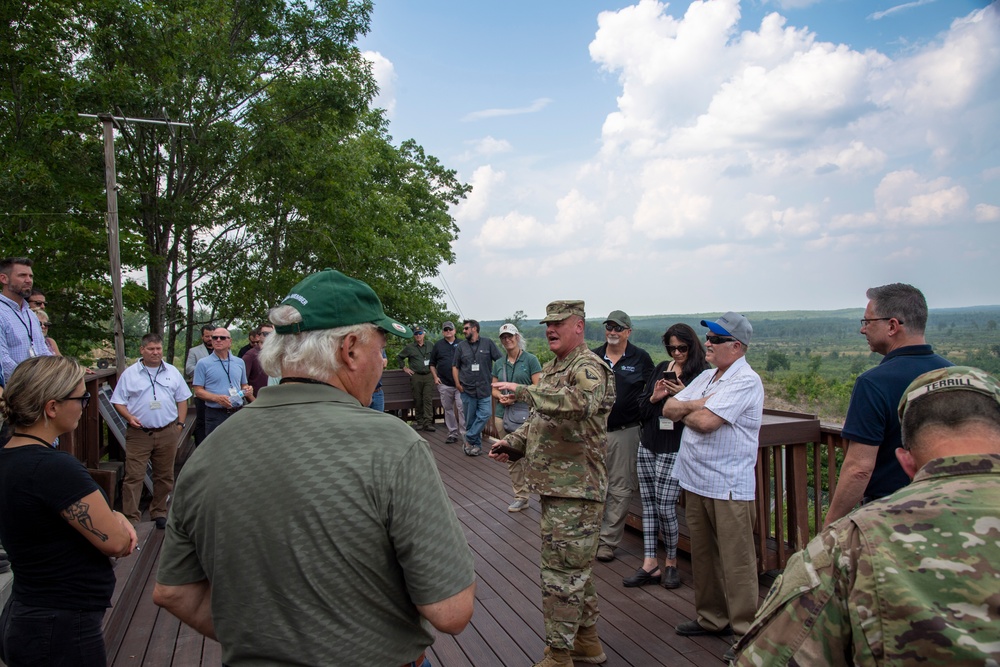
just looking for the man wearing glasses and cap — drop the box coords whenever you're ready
[155,269,476,667]
[592,310,653,562]
[430,322,465,444]
[824,283,952,527]
[734,366,1000,666]
[663,311,764,663]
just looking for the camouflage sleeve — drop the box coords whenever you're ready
[735,523,860,666]
[516,357,612,422]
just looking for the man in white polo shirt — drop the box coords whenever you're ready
[111,333,191,528]
[662,311,764,663]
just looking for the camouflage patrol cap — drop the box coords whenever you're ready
[540,300,586,324]
[898,366,1000,421]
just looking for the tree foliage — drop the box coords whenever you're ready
[2,0,467,361]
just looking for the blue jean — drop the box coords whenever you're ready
[462,394,492,448]
[0,598,107,667]
[370,387,385,412]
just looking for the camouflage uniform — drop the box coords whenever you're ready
[505,341,616,650]
[735,453,1000,666]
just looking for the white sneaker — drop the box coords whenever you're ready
[507,498,529,512]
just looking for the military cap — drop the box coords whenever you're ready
[274,268,412,339]
[898,366,1000,420]
[540,300,586,324]
[604,310,632,329]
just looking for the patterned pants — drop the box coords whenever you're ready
[637,448,682,560]
[539,496,603,649]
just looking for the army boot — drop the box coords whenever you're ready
[534,647,573,667]
[571,623,608,663]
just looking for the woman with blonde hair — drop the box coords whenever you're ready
[34,310,61,356]
[0,356,136,666]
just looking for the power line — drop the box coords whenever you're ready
[438,273,462,321]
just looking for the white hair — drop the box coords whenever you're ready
[259,305,375,380]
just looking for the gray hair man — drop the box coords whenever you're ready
[154,269,476,666]
[663,312,764,663]
[735,366,1000,665]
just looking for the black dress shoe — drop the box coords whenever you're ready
[424,425,436,432]
[662,565,680,589]
[676,619,733,637]
[622,566,661,587]
[154,517,167,529]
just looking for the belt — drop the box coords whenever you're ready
[609,421,640,432]
[401,651,426,667]
[207,405,242,415]
[132,424,175,433]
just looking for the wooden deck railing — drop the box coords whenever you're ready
[626,409,850,574]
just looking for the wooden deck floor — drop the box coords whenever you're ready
[110,420,771,666]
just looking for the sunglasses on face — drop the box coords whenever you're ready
[605,324,626,333]
[706,334,737,345]
[212,335,230,340]
[665,344,689,354]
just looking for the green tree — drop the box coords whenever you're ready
[766,350,791,372]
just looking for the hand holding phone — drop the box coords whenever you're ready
[663,370,678,382]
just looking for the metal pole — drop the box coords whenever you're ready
[99,113,127,373]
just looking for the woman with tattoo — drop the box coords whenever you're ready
[0,356,137,666]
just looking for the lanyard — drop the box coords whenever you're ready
[215,354,235,387]
[505,350,521,378]
[142,362,164,400]
[3,300,34,346]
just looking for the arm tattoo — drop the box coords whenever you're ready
[61,501,109,542]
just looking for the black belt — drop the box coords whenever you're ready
[609,422,640,432]
[132,424,175,434]
[207,405,242,415]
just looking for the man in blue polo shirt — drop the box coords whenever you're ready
[823,283,952,527]
[193,327,254,437]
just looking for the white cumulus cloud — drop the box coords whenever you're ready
[362,51,396,116]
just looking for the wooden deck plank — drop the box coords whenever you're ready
[113,416,772,666]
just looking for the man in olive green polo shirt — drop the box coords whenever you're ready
[154,269,476,666]
[398,325,436,431]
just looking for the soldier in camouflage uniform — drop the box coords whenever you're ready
[490,300,616,667]
[734,366,1000,666]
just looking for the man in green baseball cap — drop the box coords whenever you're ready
[155,269,476,666]
[735,366,1000,665]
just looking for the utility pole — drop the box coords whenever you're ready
[79,112,193,374]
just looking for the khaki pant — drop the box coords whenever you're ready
[122,426,178,523]
[599,425,640,549]
[495,417,528,501]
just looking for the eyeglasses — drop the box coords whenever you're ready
[706,334,737,345]
[39,322,50,329]
[860,317,902,327]
[29,300,46,308]
[665,344,689,354]
[211,335,231,340]
[605,324,626,333]
[443,327,454,331]
[59,391,91,409]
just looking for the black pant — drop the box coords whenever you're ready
[0,597,106,667]
[193,397,207,446]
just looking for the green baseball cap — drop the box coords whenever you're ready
[540,300,586,324]
[274,269,412,339]
[605,310,632,329]
[898,366,1000,421]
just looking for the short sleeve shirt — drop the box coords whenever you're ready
[111,360,191,427]
[193,353,248,409]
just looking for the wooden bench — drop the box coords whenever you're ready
[380,369,443,420]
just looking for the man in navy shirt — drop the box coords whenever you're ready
[824,283,952,527]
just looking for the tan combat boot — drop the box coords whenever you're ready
[571,623,608,663]
[533,647,573,667]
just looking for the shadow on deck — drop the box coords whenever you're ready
[108,420,771,666]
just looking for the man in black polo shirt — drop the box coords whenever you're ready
[430,321,465,443]
[592,310,653,562]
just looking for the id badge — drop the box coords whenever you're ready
[149,400,163,410]
[658,417,675,431]
[423,359,430,366]
[28,345,36,358]
[471,363,480,372]
[229,386,240,398]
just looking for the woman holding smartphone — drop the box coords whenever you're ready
[624,323,708,589]
[0,356,137,666]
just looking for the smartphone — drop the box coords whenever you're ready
[490,443,524,462]
[663,370,678,382]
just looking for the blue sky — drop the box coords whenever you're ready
[359,0,999,321]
